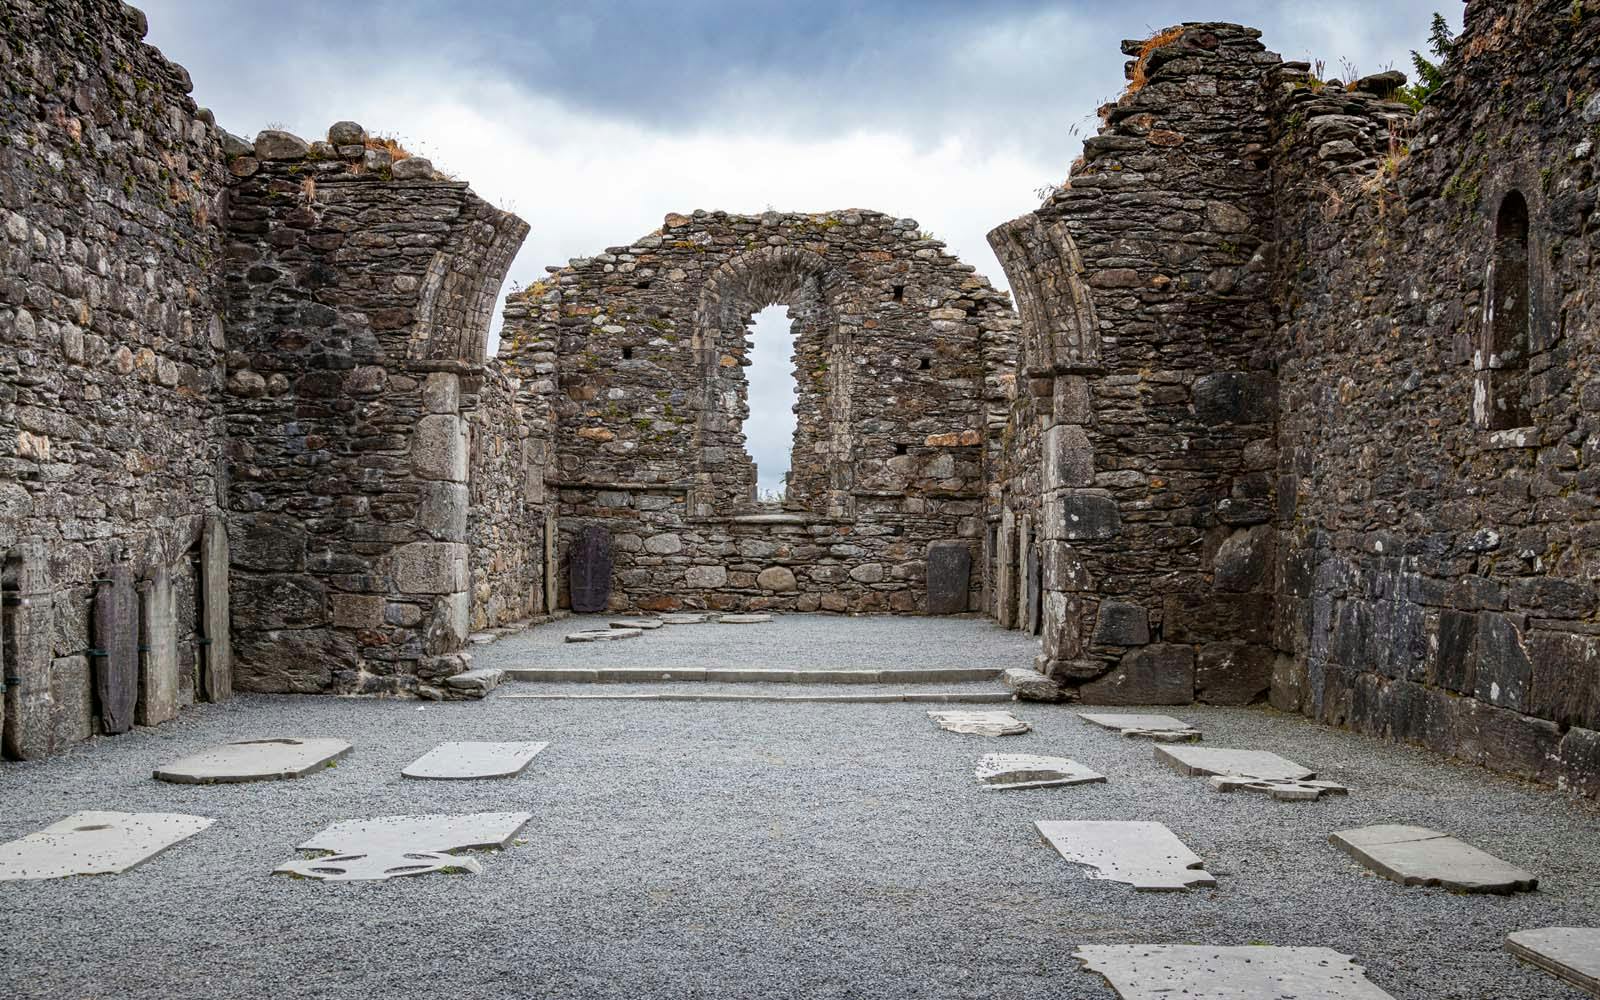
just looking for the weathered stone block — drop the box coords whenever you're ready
[1093,601,1149,646]
[389,542,468,596]
[644,533,683,555]
[1527,629,1600,730]
[93,564,138,735]
[422,372,460,414]
[1193,371,1275,425]
[331,594,386,628]
[230,513,306,572]
[569,526,612,613]
[1213,526,1272,593]
[1058,492,1120,541]
[201,516,232,702]
[1195,641,1273,706]
[1473,612,1531,712]
[1003,667,1061,702]
[418,482,469,541]
[413,413,468,483]
[1044,424,1094,488]
[757,566,798,592]
[136,564,178,728]
[1042,541,1093,592]
[1078,644,1195,705]
[1164,593,1271,644]
[684,564,727,589]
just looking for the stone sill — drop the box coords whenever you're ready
[1483,426,1539,450]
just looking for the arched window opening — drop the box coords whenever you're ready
[744,305,798,504]
[1483,191,1531,430]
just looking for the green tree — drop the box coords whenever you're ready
[1404,13,1456,108]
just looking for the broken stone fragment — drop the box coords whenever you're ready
[1002,667,1061,702]
[1504,927,1600,996]
[976,753,1103,789]
[153,738,352,784]
[1210,775,1348,801]
[928,709,1030,736]
[1329,825,1538,894]
[1078,712,1201,742]
[1036,820,1215,892]
[391,156,435,180]
[253,129,308,161]
[717,613,773,624]
[1073,945,1398,999]
[565,628,640,643]
[274,811,531,882]
[326,120,366,145]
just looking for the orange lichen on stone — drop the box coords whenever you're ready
[1127,26,1186,96]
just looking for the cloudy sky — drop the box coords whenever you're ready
[143,0,1460,494]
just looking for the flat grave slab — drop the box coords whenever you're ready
[1074,944,1397,999]
[928,709,1031,736]
[1211,774,1349,801]
[1505,927,1600,996]
[1330,825,1537,894]
[276,811,532,882]
[402,741,549,780]
[1155,745,1315,782]
[659,613,711,625]
[565,627,641,643]
[0,810,214,880]
[717,613,773,624]
[611,619,663,630]
[1036,820,1215,891]
[153,738,352,784]
[976,754,1105,790]
[1079,712,1201,742]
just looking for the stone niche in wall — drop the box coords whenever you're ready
[497,209,1020,615]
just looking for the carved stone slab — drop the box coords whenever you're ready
[611,619,664,630]
[154,738,353,784]
[926,541,971,615]
[1212,775,1349,801]
[137,563,179,727]
[1079,712,1201,742]
[402,741,549,780]
[1505,927,1600,996]
[0,811,214,880]
[660,613,711,624]
[1036,820,1216,892]
[976,754,1104,790]
[717,613,773,624]
[928,709,1030,736]
[565,627,640,643]
[200,515,232,701]
[1024,545,1041,634]
[275,811,532,882]
[1155,745,1314,782]
[1074,945,1397,999]
[1330,825,1538,894]
[94,564,139,735]
[569,525,613,613]
[3,541,55,760]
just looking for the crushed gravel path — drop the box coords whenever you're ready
[1,623,1597,1000]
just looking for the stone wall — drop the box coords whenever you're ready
[499,210,1017,614]
[221,124,528,696]
[1270,0,1600,798]
[466,357,552,629]
[0,0,232,758]
[989,24,1282,705]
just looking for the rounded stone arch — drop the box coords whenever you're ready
[688,246,854,517]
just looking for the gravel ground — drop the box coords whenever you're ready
[470,613,1042,672]
[2,688,1597,999]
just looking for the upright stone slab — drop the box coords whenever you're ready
[137,563,179,727]
[2,542,55,760]
[926,541,971,615]
[1505,928,1600,997]
[1024,545,1042,634]
[93,564,139,735]
[1073,945,1397,999]
[200,516,232,702]
[543,508,559,615]
[569,525,613,614]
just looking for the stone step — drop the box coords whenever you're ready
[498,690,1014,704]
[500,666,1005,684]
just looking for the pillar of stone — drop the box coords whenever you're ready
[2,542,59,760]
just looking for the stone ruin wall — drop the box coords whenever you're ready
[994,2,1600,798]
[497,211,1017,615]
[990,23,1282,707]
[0,0,232,759]
[1270,0,1600,798]
[220,124,528,697]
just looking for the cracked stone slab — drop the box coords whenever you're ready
[1155,745,1315,782]
[1330,825,1537,894]
[153,738,352,784]
[1079,712,1201,742]
[976,754,1105,790]
[928,709,1031,736]
[1211,775,1349,801]
[611,619,664,630]
[1505,928,1600,996]
[659,613,711,625]
[564,627,641,643]
[275,811,532,882]
[717,613,774,624]
[0,811,214,880]
[1074,945,1397,999]
[402,741,549,780]
[1036,820,1215,891]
